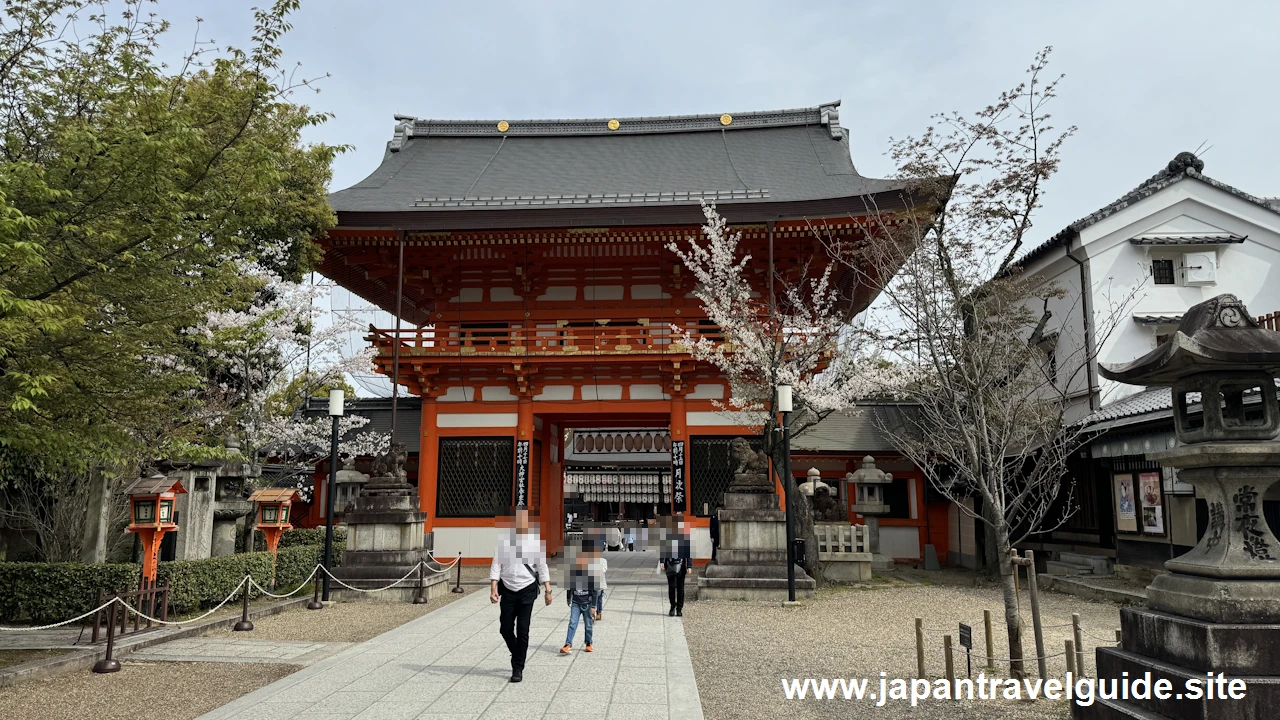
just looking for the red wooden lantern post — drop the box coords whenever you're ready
[249,488,300,587]
[124,474,186,588]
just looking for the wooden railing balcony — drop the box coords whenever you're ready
[366,323,727,359]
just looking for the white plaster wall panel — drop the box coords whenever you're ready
[438,386,476,402]
[690,526,712,559]
[450,287,484,303]
[688,383,725,399]
[480,386,517,402]
[582,384,623,401]
[533,386,574,401]
[437,413,518,428]
[433,526,500,558]
[880,526,921,560]
[490,287,522,302]
[630,284,671,300]
[583,285,623,301]
[628,384,669,400]
[536,286,577,301]
[687,410,764,426]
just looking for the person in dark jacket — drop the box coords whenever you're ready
[658,516,692,616]
[708,507,721,563]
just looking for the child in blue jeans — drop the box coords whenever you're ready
[560,546,599,653]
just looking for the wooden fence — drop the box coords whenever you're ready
[1259,312,1280,332]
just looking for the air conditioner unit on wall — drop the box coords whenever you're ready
[1183,251,1217,285]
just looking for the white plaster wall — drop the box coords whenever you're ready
[1022,179,1280,405]
[628,384,669,400]
[687,410,763,426]
[437,413,518,427]
[534,386,574,401]
[687,383,725,399]
[537,286,577,301]
[439,386,476,402]
[689,526,712,559]
[490,287,522,302]
[433,526,501,559]
[582,384,623,400]
[630,284,671,300]
[880,526,921,560]
[480,386,517,402]
[583,285,623,301]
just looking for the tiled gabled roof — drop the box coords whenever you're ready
[1016,152,1280,268]
[329,102,912,214]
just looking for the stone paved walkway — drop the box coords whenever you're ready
[199,552,702,720]
[131,637,350,666]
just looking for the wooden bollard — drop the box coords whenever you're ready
[1065,639,1077,676]
[1115,628,1122,643]
[944,634,955,683]
[984,609,995,671]
[915,618,926,678]
[1072,613,1086,676]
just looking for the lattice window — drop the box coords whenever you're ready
[690,435,764,517]
[1152,258,1175,285]
[437,437,514,517]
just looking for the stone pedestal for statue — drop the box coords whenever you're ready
[1074,295,1280,720]
[332,444,443,600]
[698,438,816,600]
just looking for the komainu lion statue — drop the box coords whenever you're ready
[728,437,773,492]
[371,442,408,480]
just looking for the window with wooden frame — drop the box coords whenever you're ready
[1151,258,1176,285]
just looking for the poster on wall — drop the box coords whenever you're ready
[1114,473,1138,533]
[1139,471,1164,534]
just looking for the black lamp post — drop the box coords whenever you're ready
[778,383,795,602]
[321,388,343,602]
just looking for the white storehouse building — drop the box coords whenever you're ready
[1011,152,1280,577]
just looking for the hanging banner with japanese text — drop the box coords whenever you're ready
[515,439,530,509]
[670,439,686,513]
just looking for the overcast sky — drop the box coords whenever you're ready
[164,0,1280,395]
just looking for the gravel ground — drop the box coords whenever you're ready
[683,570,1124,719]
[0,661,298,720]
[203,585,479,643]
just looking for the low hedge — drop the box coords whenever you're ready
[277,527,347,549]
[0,561,140,625]
[0,540,345,624]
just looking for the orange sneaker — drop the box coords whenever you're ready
[559,644,572,654]
[584,644,594,652]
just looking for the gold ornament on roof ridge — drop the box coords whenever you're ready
[497,121,510,132]
[607,119,620,131]
[720,114,733,126]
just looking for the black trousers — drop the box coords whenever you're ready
[499,588,536,671]
[666,567,687,610]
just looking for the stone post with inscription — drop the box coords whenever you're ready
[1075,295,1280,719]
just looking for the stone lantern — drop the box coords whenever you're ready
[1076,294,1280,719]
[124,474,187,587]
[846,456,893,570]
[333,456,370,520]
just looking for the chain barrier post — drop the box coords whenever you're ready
[944,634,954,683]
[983,609,995,671]
[1065,639,1077,676]
[451,552,465,594]
[413,562,428,605]
[92,600,122,674]
[915,617,925,678]
[233,578,254,632]
[307,567,324,610]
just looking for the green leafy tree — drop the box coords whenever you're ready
[0,0,339,468]
[0,0,340,560]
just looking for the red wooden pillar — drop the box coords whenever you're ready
[419,397,439,531]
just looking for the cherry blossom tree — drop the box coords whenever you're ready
[196,261,387,481]
[828,48,1136,676]
[668,204,904,579]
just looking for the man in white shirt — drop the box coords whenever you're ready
[490,508,552,683]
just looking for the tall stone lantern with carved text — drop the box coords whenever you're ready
[1075,294,1280,720]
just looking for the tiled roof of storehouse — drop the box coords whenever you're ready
[1016,152,1280,268]
[328,102,913,214]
